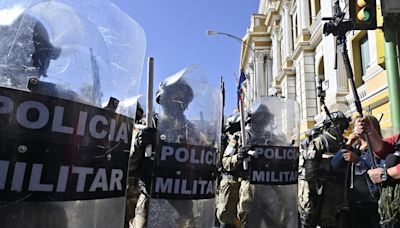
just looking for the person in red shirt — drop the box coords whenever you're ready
[353,117,400,183]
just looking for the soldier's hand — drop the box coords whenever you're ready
[237,145,251,160]
[137,127,156,148]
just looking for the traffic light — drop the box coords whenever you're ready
[349,0,377,30]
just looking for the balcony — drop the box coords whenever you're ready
[345,84,367,112]
[309,11,322,36]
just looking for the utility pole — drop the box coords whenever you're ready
[381,3,400,132]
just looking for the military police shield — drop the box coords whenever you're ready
[147,65,222,228]
[246,97,300,228]
[0,0,146,227]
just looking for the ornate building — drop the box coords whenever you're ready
[240,0,392,137]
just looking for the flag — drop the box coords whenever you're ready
[237,71,246,110]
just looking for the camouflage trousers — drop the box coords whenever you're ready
[216,178,240,224]
[298,179,312,221]
[237,180,250,226]
[299,179,345,227]
[129,192,149,228]
[239,182,298,228]
[125,176,141,228]
[129,190,196,228]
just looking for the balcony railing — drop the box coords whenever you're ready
[345,84,367,112]
[309,11,322,36]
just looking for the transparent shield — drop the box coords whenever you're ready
[0,1,145,228]
[148,65,222,228]
[0,0,146,117]
[246,97,300,228]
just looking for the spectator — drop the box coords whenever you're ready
[353,117,400,183]
[332,116,383,228]
[354,116,400,226]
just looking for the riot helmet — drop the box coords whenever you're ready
[307,127,322,140]
[224,112,241,134]
[31,19,62,78]
[156,77,194,116]
[0,14,61,89]
[246,103,272,125]
[323,111,350,134]
[246,102,272,136]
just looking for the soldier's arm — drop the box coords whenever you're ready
[301,139,323,225]
[304,140,321,194]
[129,129,145,172]
[221,153,242,171]
[221,132,243,171]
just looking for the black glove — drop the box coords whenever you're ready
[136,127,156,148]
[237,145,251,160]
[300,212,314,228]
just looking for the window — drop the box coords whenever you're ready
[351,32,369,87]
[314,0,321,16]
[292,12,297,40]
[359,35,370,76]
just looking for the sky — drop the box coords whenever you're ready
[112,0,259,116]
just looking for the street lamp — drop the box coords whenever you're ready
[206,30,257,101]
[206,30,256,53]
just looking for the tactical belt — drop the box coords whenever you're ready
[222,173,247,182]
[322,153,334,159]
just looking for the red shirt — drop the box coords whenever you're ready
[375,133,400,158]
[375,133,400,173]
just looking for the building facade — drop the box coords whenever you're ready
[240,0,392,137]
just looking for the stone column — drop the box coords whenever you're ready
[300,0,310,31]
[255,51,268,97]
[283,2,293,59]
[296,0,303,34]
[266,52,273,91]
[272,28,281,79]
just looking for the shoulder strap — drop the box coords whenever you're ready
[319,133,341,154]
[394,135,400,155]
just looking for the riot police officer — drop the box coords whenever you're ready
[125,102,146,228]
[1,2,146,228]
[239,102,298,228]
[130,76,208,228]
[298,127,322,224]
[302,111,350,228]
[216,112,249,228]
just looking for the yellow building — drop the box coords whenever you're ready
[240,0,393,137]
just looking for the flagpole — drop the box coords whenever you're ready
[239,99,248,170]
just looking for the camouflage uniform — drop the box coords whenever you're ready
[240,134,295,228]
[302,131,345,228]
[216,131,247,227]
[298,128,321,225]
[298,138,311,225]
[125,121,148,228]
[129,115,209,228]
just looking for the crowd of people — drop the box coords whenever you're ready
[123,72,400,228]
[298,113,400,228]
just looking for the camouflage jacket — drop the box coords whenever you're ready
[221,132,247,178]
[304,131,344,194]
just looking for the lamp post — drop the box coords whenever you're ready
[206,30,257,102]
[207,30,255,52]
[207,30,253,170]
